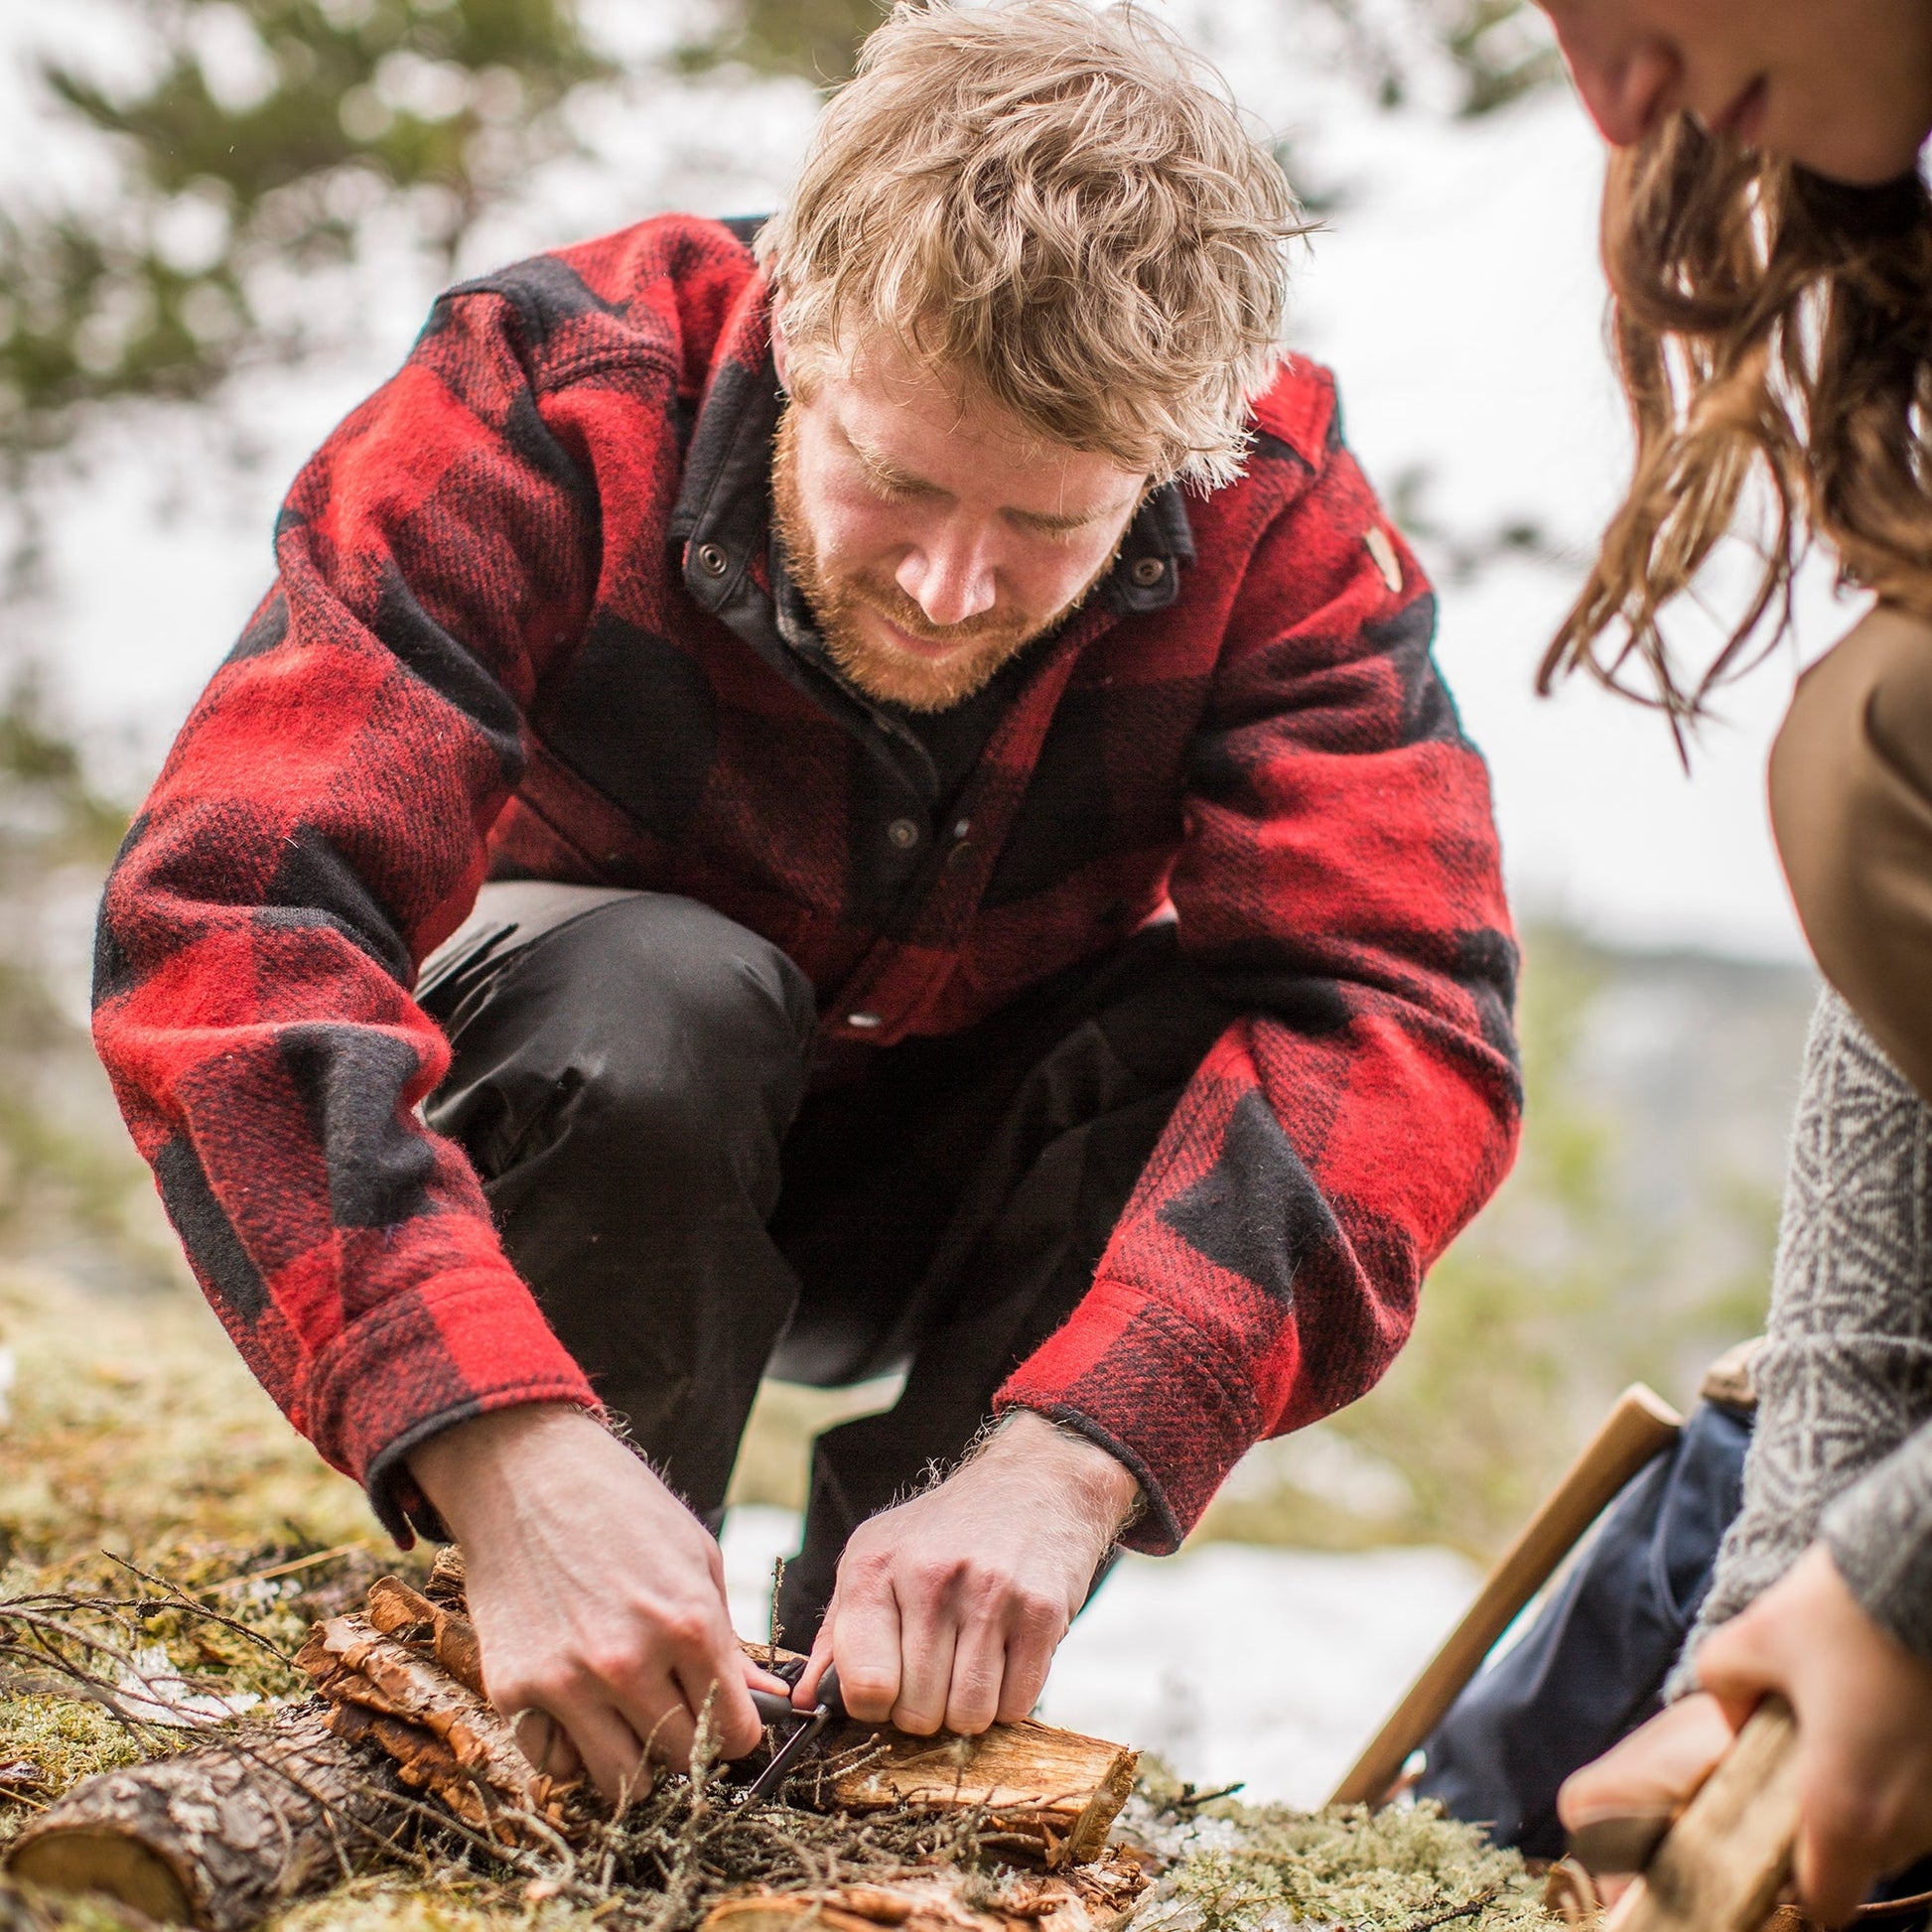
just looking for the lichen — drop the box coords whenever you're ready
[1122,1776,1547,1932]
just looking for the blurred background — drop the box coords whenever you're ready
[0,0,1840,1804]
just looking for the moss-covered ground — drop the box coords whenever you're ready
[0,1264,1551,1932]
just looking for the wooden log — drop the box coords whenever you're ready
[812,1720,1139,1869]
[3,1704,406,1932]
[1330,1383,1684,1807]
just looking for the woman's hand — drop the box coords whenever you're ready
[1558,1544,1932,1926]
[1698,1544,1932,1926]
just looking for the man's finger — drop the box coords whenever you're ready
[604,1670,699,1774]
[995,1589,1064,1726]
[1694,1608,1786,1728]
[829,1573,905,1724]
[1557,1694,1737,1836]
[512,1706,582,1780]
[554,1699,654,1810]
[1796,1815,1876,1929]
[942,1610,1006,1736]
[744,1657,793,1697]
[889,1575,958,1735]
[675,1654,764,1760]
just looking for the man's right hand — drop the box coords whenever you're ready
[407,1403,773,1806]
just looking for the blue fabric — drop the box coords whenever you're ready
[1415,1399,1751,1859]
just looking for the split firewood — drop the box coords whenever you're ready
[3,1703,406,1932]
[302,1574,1135,1865]
[293,1605,579,1845]
[810,1721,1139,1870]
[702,1845,1149,1932]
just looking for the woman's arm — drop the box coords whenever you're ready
[1665,987,1932,1693]
[1771,604,1932,1104]
[1566,987,1932,1923]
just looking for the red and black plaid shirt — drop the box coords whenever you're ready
[93,215,1521,1550]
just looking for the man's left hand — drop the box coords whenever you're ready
[799,1411,1139,1736]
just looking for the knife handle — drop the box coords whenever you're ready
[1604,1698,1802,1932]
[750,1688,798,1727]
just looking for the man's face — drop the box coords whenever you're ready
[769,332,1148,713]
[1536,0,1932,184]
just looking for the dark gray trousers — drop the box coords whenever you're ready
[418,885,1229,1644]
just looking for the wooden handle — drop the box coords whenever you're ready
[1604,1698,1801,1932]
[1327,1382,1684,1807]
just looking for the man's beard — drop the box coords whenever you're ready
[769,408,1120,714]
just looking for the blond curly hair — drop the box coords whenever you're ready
[758,0,1306,490]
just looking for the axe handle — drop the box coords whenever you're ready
[1327,1383,1684,1808]
[1604,1698,1801,1932]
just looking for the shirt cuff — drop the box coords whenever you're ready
[301,1266,602,1546]
[994,1276,1260,1554]
[1820,1418,1932,1663]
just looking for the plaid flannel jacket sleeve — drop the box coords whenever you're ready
[91,287,612,1534]
[995,425,1523,1552]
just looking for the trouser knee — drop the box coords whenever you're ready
[423,890,817,1516]
[428,892,816,1199]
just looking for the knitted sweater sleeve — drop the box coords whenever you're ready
[1667,987,1932,1698]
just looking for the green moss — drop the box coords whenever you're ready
[0,1698,142,1849]
[1127,1786,1547,1932]
[269,1874,591,1932]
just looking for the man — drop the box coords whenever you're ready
[93,0,1521,1804]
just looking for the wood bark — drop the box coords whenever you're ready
[702,1846,1148,1932]
[294,1595,580,1843]
[3,1703,406,1932]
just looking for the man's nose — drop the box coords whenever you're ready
[897,527,998,628]
[1565,32,1679,146]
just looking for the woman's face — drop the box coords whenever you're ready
[1536,0,1932,183]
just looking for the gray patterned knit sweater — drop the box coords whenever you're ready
[1668,987,1932,1698]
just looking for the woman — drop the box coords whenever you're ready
[1527,1,1932,1922]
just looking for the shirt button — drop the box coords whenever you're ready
[1130,556,1166,588]
[694,541,729,577]
[887,817,921,850]
[846,1012,883,1029]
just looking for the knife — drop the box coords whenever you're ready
[742,1664,845,1803]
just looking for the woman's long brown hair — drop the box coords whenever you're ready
[1541,116,1932,726]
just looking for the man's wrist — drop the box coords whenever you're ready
[406,1402,606,1531]
[979,1409,1142,1538]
